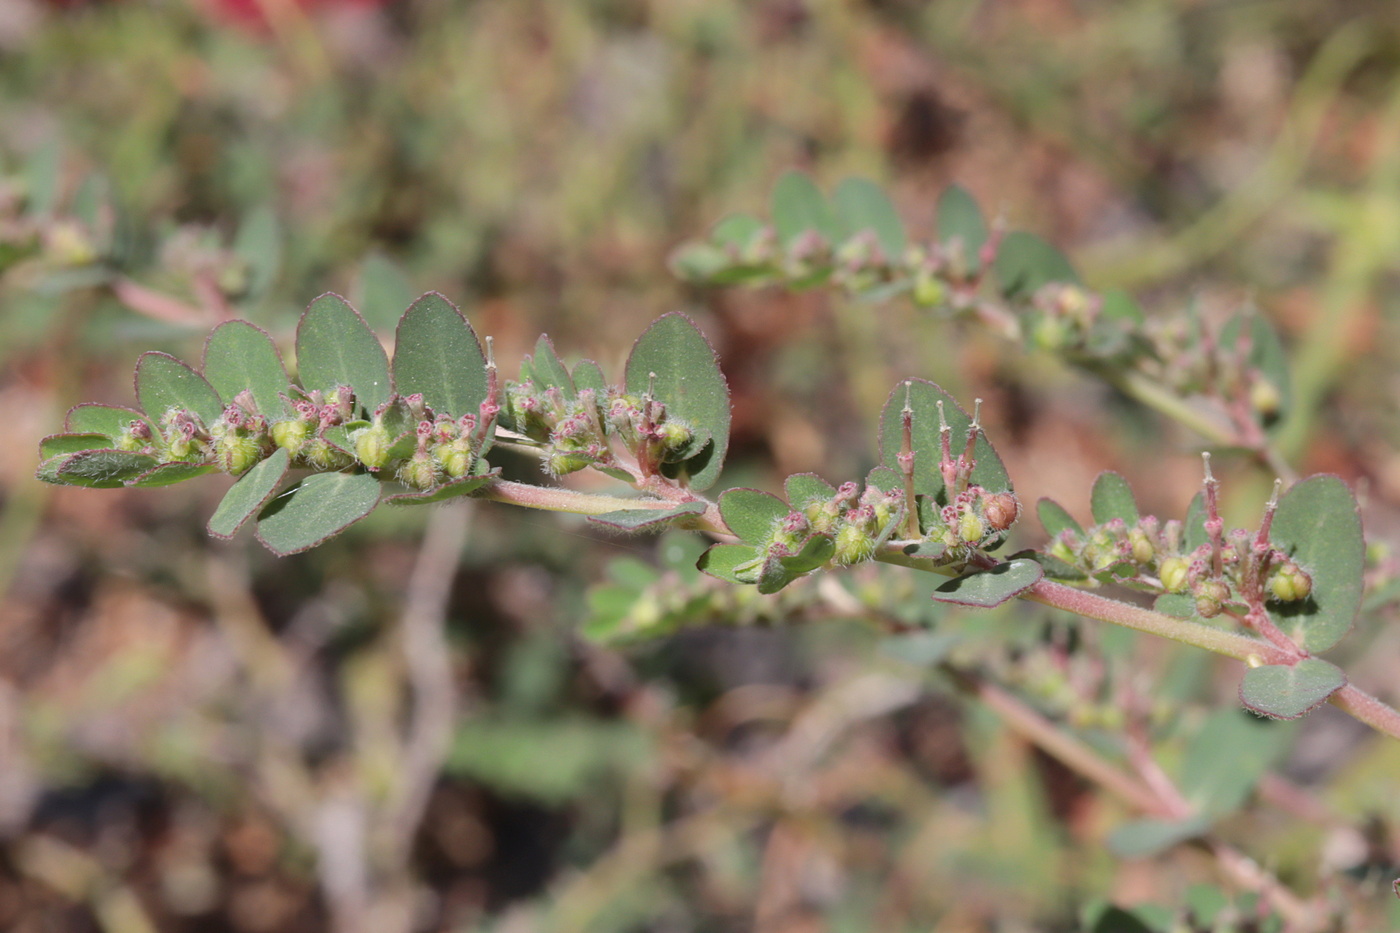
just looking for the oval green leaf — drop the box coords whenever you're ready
[1221,311,1291,427]
[697,543,762,586]
[127,462,217,488]
[936,184,987,269]
[136,351,224,426]
[718,487,787,545]
[392,291,488,420]
[39,433,111,459]
[255,469,382,556]
[784,472,836,510]
[833,177,906,259]
[994,231,1079,298]
[1240,658,1346,720]
[772,170,840,246]
[625,312,730,491]
[203,320,289,418]
[587,501,706,532]
[931,558,1043,608]
[65,403,148,439]
[528,334,575,399]
[383,469,499,506]
[572,359,608,396]
[54,449,160,488]
[208,447,290,539]
[1090,471,1139,526]
[1267,474,1363,652]
[1037,497,1083,538]
[297,293,392,414]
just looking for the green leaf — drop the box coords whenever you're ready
[232,205,282,299]
[126,461,217,488]
[879,379,1012,504]
[1037,497,1083,538]
[1221,311,1291,427]
[296,293,392,414]
[1268,475,1363,652]
[936,184,987,269]
[255,470,382,555]
[1240,659,1346,720]
[1107,817,1210,859]
[136,351,224,426]
[994,231,1079,298]
[383,470,499,506]
[718,487,787,545]
[865,465,903,494]
[1100,289,1145,325]
[784,472,836,509]
[931,559,1043,607]
[879,632,960,666]
[203,320,289,418]
[772,170,840,246]
[776,534,835,575]
[1180,710,1293,818]
[1087,904,1161,933]
[697,543,762,585]
[572,359,608,396]
[625,312,730,491]
[65,404,148,440]
[207,448,290,539]
[391,292,488,420]
[1090,471,1139,525]
[587,501,706,532]
[528,334,575,398]
[712,213,766,250]
[1183,492,1208,551]
[1153,593,1198,620]
[53,449,160,488]
[39,433,111,459]
[832,177,906,259]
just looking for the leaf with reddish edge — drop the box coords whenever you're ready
[783,472,836,510]
[392,292,488,419]
[1267,475,1364,653]
[127,462,218,488]
[587,501,705,532]
[931,559,1043,608]
[255,470,382,556]
[1090,471,1139,525]
[718,487,787,545]
[383,469,500,506]
[1240,658,1346,720]
[136,351,224,426]
[297,293,392,416]
[39,433,111,459]
[697,543,762,586]
[64,403,150,440]
[1038,497,1083,538]
[203,319,289,417]
[208,448,290,539]
[47,449,159,488]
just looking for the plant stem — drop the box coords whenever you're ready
[1328,684,1400,743]
[476,478,727,534]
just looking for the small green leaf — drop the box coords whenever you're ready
[625,312,730,491]
[1087,905,1161,933]
[136,351,224,426]
[572,359,608,396]
[1037,497,1083,538]
[879,379,1012,504]
[880,632,960,666]
[1090,471,1139,525]
[712,213,766,250]
[719,487,787,545]
[208,447,290,539]
[39,433,111,459]
[383,470,500,506]
[697,543,762,585]
[296,293,392,414]
[772,170,840,246]
[65,403,148,439]
[1221,311,1292,427]
[994,231,1079,298]
[528,335,575,399]
[53,449,160,488]
[588,501,706,532]
[1180,710,1293,818]
[777,534,835,575]
[391,292,489,419]
[1100,289,1145,325]
[203,320,289,417]
[1107,817,1211,859]
[1183,492,1208,551]
[1268,475,1363,652]
[127,461,217,488]
[1240,658,1346,720]
[931,559,1043,607]
[833,177,906,259]
[865,465,903,494]
[232,205,282,299]
[255,470,382,555]
[936,184,987,269]
[784,472,836,509]
[1153,593,1198,620]
[356,251,418,331]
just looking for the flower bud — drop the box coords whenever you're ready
[270,419,311,455]
[657,419,693,451]
[354,424,394,470]
[1250,377,1282,420]
[545,449,593,477]
[958,510,986,545]
[216,433,262,475]
[983,492,1020,532]
[399,452,441,489]
[303,439,353,470]
[1194,579,1231,618]
[436,441,474,479]
[1269,562,1312,602]
[833,522,877,565]
[1159,556,1190,593]
[1128,528,1155,565]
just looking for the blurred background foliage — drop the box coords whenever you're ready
[5,0,1400,931]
